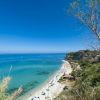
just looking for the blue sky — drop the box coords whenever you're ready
[0,0,92,53]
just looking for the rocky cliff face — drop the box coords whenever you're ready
[65,50,100,63]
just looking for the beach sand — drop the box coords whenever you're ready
[17,60,72,100]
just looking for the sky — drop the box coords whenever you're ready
[0,0,92,53]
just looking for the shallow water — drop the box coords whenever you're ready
[0,53,65,94]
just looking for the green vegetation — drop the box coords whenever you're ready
[0,77,22,100]
[56,0,100,99]
[65,50,100,63]
[55,50,100,100]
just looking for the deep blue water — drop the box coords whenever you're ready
[0,53,65,94]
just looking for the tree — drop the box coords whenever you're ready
[69,0,100,41]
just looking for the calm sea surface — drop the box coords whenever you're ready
[0,53,65,94]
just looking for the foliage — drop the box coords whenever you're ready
[55,62,100,100]
[70,62,100,100]
[65,50,100,63]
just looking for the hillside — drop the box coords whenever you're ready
[55,50,100,100]
[65,50,100,63]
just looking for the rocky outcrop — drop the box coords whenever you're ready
[65,50,100,63]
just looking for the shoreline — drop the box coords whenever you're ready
[17,60,72,100]
[17,65,61,100]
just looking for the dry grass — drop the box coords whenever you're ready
[0,77,23,100]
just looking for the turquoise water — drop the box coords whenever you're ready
[0,53,65,94]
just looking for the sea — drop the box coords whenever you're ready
[0,53,65,94]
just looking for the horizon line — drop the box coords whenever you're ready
[0,49,88,54]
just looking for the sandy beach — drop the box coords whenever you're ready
[17,60,72,100]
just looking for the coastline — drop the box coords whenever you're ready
[17,60,72,100]
[17,64,61,100]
